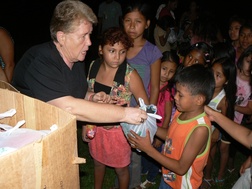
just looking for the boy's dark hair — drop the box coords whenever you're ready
[239,19,252,38]
[174,64,215,105]
[229,14,245,27]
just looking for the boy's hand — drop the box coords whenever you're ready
[127,130,152,153]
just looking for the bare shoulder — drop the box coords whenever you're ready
[189,126,209,146]
[0,28,11,38]
[191,125,209,140]
[0,28,13,45]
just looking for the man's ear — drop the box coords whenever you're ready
[56,31,65,46]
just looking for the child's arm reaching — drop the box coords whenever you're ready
[205,105,252,149]
[128,126,209,175]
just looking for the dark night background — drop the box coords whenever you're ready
[0,0,251,63]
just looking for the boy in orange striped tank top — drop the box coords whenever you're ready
[127,64,215,189]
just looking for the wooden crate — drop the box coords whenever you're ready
[0,88,85,189]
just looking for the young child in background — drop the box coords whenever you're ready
[235,20,252,62]
[128,64,215,189]
[178,42,214,68]
[201,57,237,188]
[228,45,252,176]
[154,15,176,53]
[228,15,245,51]
[82,27,149,189]
[121,1,163,188]
[140,50,179,188]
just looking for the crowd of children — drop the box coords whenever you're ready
[3,0,251,188]
[81,0,252,189]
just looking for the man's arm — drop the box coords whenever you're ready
[47,95,147,124]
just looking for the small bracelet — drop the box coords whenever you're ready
[89,94,95,101]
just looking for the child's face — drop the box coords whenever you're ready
[174,82,199,112]
[241,54,252,77]
[123,10,149,40]
[160,61,177,84]
[229,21,242,41]
[239,28,252,50]
[99,42,127,68]
[183,49,205,67]
[212,63,227,89]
